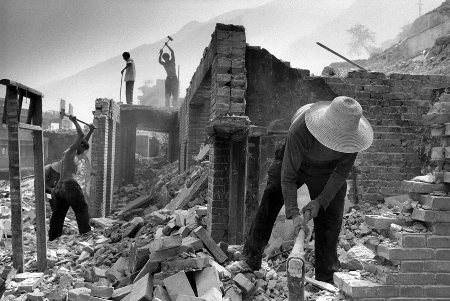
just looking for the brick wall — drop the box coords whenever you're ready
[179,99,189,172]
[324,71,450,204]
[43,131,78,164]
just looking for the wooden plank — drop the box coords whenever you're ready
[17,94,23,123]
[244,136,260,240]
[18,123,42,131]
[32,95,47,272]
[26,97,36,125]
[0,79,44,97]
[6,85,24,272]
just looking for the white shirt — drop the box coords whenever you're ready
[125,58,136,82]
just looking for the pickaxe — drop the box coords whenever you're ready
[60,109,96,129]
[158,36,173,53]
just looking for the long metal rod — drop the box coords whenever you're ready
[316,42,367,70]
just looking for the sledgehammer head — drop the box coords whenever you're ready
[167,36,173,41]
[59,108,66,119]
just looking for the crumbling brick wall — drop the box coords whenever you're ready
[324,71,450,204]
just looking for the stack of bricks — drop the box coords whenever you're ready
[90,98,120,217]
[210,23,246,118]
[323,71,450,205]
[205,135,230,242]
[333,95,450,299]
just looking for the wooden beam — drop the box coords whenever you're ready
[31,95,47,272]
[6,86,24,272]
[18,123,42,131]
[17,94,23,123]
[26,97,36,125]
[0,79,44,98]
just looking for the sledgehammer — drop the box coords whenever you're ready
[158,35,173,53]
[59,108,96,129]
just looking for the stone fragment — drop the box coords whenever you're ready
[233,273,256,297]
[163,271,195,301]
[193,226,227,263]
[130,273,153,301]
[90,285,114,298]
[149,234,182,252]
[195,267,221,297]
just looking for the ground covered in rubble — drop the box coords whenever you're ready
[0,155,429,301]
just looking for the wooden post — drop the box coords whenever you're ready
[32,95,47,271]
[6,85,24,272]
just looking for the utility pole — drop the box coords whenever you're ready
[418,0,423,17]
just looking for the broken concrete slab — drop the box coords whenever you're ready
[193,226,227,263]
[194,266,221,297]
[129,273,153,301]
[163,271,196,301]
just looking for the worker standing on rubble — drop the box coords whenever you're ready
[159,43,179,107]
[48,116,95,241]
[121,52,136,105]
[44,161,61,212]
[228,96,373,285]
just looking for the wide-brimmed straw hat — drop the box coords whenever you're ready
[51,161,61,173]
[305,96,373,153]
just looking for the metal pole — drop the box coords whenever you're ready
[316,42,367,70]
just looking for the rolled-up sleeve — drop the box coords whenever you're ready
[315,153,357,210]
[281,132,305,219]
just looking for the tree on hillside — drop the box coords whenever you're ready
[347,23,376,56]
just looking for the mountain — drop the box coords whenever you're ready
[38,0,443,122]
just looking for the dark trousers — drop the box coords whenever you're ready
[243,156,346,283]
[165,76,179,107]
[126,81,134,105]
[48,179,91,241]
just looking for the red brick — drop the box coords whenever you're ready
[412,209,450,223]
[427,235,450,248]
[193,226,228,263]
[233,273,255,297]
[385,273,435,285]
[365,215,406,229]
[398,234,427,247]
[377,245,435,260]
[90,286,114,298]
[401,181,450,194]
[424,285,450,297]
[424,261,450,272]
[399,285,423,297]
[400,261,424,272]
[333,272,398,298]
[430,223,450,235]
[418,194,450,210]
[435,273,450,285]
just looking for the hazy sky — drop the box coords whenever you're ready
[0,0,445,119]
[0,0,271,88]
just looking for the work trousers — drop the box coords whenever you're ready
[126,81,134,105]
[48,179,91,241]
[243,151,346,283]
[165,76,179,107]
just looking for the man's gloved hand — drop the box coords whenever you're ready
[301,199,321,220]
[292,214,309,237]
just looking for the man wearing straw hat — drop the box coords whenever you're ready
[227,96,373,284]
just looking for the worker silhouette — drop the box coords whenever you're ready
[121,52,136,105]
[159,43,179,107]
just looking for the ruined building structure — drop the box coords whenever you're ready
[90,23,450,247]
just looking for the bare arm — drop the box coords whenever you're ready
[166,44,175,61]
[69,116,85,152]
[121,62,130,74]
[84,124,96,143]
[158,50,164,65]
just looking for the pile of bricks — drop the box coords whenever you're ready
[333,94,450,300]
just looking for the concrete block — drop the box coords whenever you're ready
[161,257,210,272]
[112,284,133,301]
[224,287,242,301]
[333,272,398,298]
[412,208,450,222]
[68,288,91,301]
[175,296,205,301]
[153,285,171,301]
[90,286,114,298]
[365,215,406,230]
[106,257,129,282]
[130,273,153,301]
[232,273,255,297]
[193,226,228,263]
[401,180,450,194]
[182,236,204,251]
[195,267,221,297]
[164,271,195,301]
[201,287,222,301]
[17,274,44,293]
[149,234,182,252]
[418,194,450,210]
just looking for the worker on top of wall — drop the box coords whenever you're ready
[44,161,61,212]
[121,51,136,105]
[227,96,373,285]
[158,43,179,107]
[48,117,95,241]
